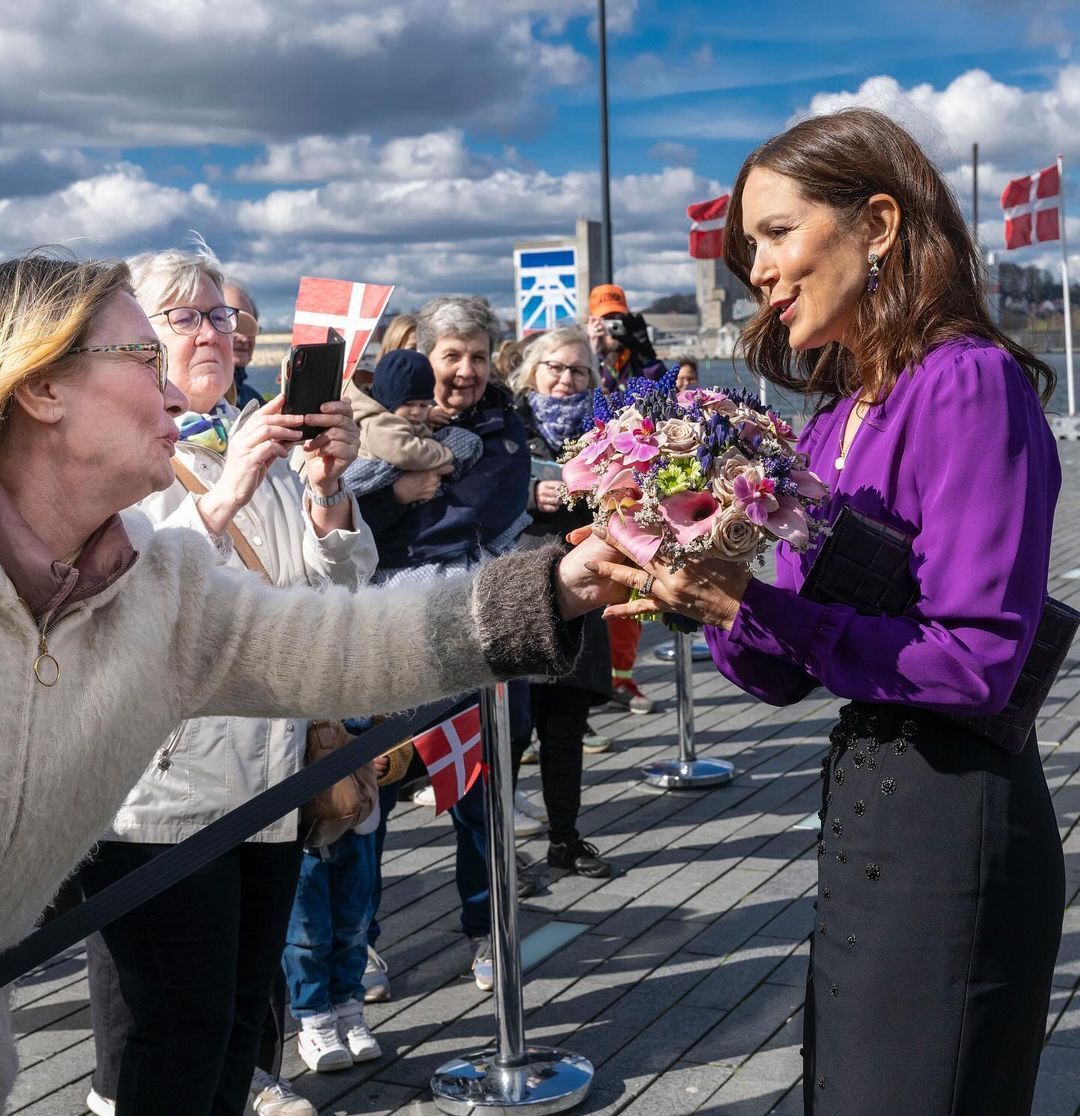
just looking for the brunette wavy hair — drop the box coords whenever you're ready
[722,108,1056,406]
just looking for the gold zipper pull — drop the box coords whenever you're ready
[33,630,60,687]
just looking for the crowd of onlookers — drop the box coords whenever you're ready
[69,241,701,1116]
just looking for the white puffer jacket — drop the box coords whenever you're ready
[108,403,378,844]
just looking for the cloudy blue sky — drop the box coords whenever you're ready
[1,0,1078,325]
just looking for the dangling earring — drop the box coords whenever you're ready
[866,252,881,294]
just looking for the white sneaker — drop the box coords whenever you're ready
[334,997,381,1062]
[470,935,494,992]
[362,944,391,1003]
[296,1010,353,1073]
[86,1090,115,1116]
[413,784,437,806]
[513,808,545,837]
[514,790,548,822]
[250,1068,317,1115]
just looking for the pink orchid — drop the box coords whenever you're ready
[658,489,723,546]
[676,388,736,415]
[611,416,660,464]
[765,494,810,548]
[578,419,616,465]
[605,505,664,567]
[732,469,779,526]
[767,410,794,438]
[789,469,828,500]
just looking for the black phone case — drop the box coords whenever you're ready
[799,505,1078,752]
[285,336,345,439]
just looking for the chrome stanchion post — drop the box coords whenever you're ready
[642,632,735,789]
[431,683,594,1115]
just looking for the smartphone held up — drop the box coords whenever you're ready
[283,328,345,439]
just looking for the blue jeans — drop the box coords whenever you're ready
[282,831,377,1017]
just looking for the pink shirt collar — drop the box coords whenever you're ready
[0,483,138,622]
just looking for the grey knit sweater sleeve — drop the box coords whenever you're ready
[171,535,581,721]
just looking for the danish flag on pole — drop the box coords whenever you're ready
[1000,164,1061,250]
[687,194,730,259]
[291,276,396,380]
[412,704,483,815]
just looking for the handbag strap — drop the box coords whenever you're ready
[0,696,459,990]
[171,458,271,584]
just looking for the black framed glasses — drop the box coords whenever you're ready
[69,342,169,393]
[150,305,239,336]
[539,359,592,383]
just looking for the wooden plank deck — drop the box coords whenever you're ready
[10,440,1080,1115]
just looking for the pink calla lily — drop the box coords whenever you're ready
[789,469,828,499]
[658,489,723,546]
[605,505,664,567]
[765,494,810,547]
[596,465,643,502]
[562,451,603,493]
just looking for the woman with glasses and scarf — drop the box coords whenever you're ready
[79,240,377,1116]
[510,326,614,879]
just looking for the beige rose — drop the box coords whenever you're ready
[710,451,753,499]
[657,417,700,454]
[711,506,761,561]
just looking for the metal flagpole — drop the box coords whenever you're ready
[431,683,594,1115]
[1058,154,1075,417]
[598,0,613,285]
[641,632,735,789]
[972,143,979,241]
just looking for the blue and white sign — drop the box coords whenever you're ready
[514,246,577,336]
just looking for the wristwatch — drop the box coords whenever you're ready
[307,480,348,508]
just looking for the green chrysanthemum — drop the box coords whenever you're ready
[655,457,706,497]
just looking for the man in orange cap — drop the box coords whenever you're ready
[586,283,664,395]
[585,283,660,714]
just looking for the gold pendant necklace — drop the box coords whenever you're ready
[835,398,870,471]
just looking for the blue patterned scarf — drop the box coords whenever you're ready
[527,391,592,452]
[176,403,233,453]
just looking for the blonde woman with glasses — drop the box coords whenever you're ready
[0,250,626,1114]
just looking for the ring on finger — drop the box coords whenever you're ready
[641,573,655,596]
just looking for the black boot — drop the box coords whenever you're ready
[547,837,612,878]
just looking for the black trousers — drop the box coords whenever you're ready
[81,840,302,1116]
[805,703,1064,1115]
[531,685,592,845]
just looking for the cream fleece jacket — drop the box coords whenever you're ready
[0,514,577,1107]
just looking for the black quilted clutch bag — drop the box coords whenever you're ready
[800,506,1079,752]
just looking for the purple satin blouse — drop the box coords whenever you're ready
[705,337,1061,723]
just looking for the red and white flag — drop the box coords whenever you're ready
[291,276,396,379]
[687,193,730,259]
[412,704,483,815]
[1000,164,1061,250]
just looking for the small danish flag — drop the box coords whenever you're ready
[412,704,483,814]
[687,194,730,259]
[1000,164,1061,250]
[291,276,396,379]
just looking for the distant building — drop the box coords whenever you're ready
[695,257,752,359]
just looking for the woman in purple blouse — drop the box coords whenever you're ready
[589,109,1063,1113]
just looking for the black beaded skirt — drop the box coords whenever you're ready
[804,703,1064,1115]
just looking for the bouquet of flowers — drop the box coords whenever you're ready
[559,368,829,572]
